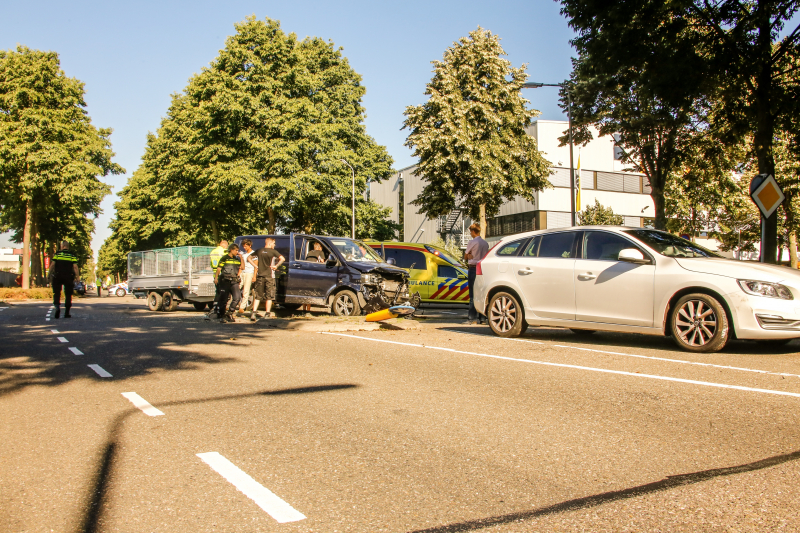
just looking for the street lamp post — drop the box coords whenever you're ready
[522,82,576,226]
[340,158,356,238]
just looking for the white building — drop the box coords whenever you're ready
[370,120,655,247]
[0,248,21,273]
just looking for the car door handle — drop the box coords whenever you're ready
[577,272,596,280]
[291,263,302,268]
[518,268,534,275]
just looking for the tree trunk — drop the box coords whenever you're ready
[21,200,32,289]
[754,11,777,263]
[651,188,666,230]
[31,235,42,288]
[789,231,798,269]
[268,207,276,235]
[479,204,486,238]
[210,220,219,244]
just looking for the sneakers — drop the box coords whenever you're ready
[64,312,71,318]
[250,314,259,322]
[236,309,245,316]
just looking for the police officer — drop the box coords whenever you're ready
[49,241,79,319]
[214,243,242,323]
[206,239,228,319]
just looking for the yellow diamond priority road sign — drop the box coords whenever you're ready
[750,174,785,218]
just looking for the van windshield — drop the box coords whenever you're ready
[424,245,465,267]
[329,239,384,262]
[624,229,722,258]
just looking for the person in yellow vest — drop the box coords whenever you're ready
[206,239,228,319]
[48,241,80,319]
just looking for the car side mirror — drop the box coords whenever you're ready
[386,258,397,265]
[618,248,649,264]
[325,254,337,267]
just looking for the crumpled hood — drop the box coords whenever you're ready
[348,262,408,278]
[675,257,800,284]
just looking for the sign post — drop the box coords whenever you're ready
[749,174,785,264]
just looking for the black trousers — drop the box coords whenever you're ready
[217,279,241,316]
[467,266,483,320]
[53,278,73,310]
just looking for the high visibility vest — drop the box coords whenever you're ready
[210,246,226,269]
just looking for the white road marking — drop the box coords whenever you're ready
[196,452,306,523]
[51,329,59,333]
[121,392,164,416]
[57,337,68,343]
[88,364,112,378]
[69,347,83,355]
[448,330,800,379]
[321,332,800,399]
[45,318,50,321]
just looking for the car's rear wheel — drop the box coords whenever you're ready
[147,291,163,312]
[670,293,729,353]
[116,288,125,297]
[332,290,360,316]
[487,292,527,338]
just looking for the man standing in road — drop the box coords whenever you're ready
[208,239,228,319]
[250,238,285,321]
[237,239,256,316]
[214,243,242,323]
[463,223,489,325]
[49,241,80,319]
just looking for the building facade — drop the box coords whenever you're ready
[370,120,656,247]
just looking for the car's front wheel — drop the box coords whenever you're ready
[116,288,125,297]
[487,292,527,338]
[670,293,729,353]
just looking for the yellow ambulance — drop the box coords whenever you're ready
[368,242,469,304]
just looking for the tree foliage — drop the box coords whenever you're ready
[403,27,552,236]
[101,17,396,274]
[577,199,623,226]
[0,46,121,286]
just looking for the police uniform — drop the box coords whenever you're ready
[51,250,78,318]
[209,245,226,314]
[215,254,242,319]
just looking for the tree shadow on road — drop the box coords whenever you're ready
[409,446,800,532]
[78,383,359,533]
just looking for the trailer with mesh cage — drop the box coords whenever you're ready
[127,246,216,312]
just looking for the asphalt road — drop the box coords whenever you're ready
[2,296,800,532]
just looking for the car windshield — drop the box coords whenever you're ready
[329,239,384,262]
[424,245,465,267]
[624,229,723,258]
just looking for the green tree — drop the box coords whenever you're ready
[81,256,97,285]
[0,46,122,287]
[559,0,800,261]
[577,199,623,226]
[403,27,552,237]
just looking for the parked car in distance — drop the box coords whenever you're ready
[368,242,469,304]
[108,282,130,297]
[73,280,86,296]
[474,226,800,352]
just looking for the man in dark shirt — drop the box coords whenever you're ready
[214,244,242,323]
[49,241,80,319]
[250,237,285,321]
[306,242,326,263]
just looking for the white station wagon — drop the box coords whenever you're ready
[473,226,800,352]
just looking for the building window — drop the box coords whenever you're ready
[613,134,624,160]
[487,211,537,238]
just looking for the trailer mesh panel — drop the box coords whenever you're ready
[128,247,215,278]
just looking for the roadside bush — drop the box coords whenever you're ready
[0,287,53,300]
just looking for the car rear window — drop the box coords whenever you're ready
[496,239,527,256]
[538,232,579,259]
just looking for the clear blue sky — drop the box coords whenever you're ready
[1,0,576,255]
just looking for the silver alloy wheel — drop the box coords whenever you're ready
[490,295,517,333]
[335,293,355,315]
[675,299,718,347]
[117,288,125,297]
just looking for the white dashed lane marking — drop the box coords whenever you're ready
[447,330,800,379]
[197,452,306,523]
[121,392,164,416]
[88,364,112,378]
[68,347,83,355]
[57,337,68,343]
[51,329,59,334]
[321,332,800,399]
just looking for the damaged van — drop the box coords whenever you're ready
[234,233,419,316]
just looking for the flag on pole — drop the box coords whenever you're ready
[575,153,582,211]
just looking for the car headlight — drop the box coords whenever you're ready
[360,273,379,284]
[738,280,794,300]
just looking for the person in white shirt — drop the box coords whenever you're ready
[237,239,256,315]
[463,223,489,324]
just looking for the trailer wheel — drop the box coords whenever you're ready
[163,291,179,312]
[193,302,208,312]
[147,291,163,312]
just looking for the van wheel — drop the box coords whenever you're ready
[163,291,179,312]
[332,290,360,316]
[147,291,163,312]
[670,293,729,352]
[487,292,526,338]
